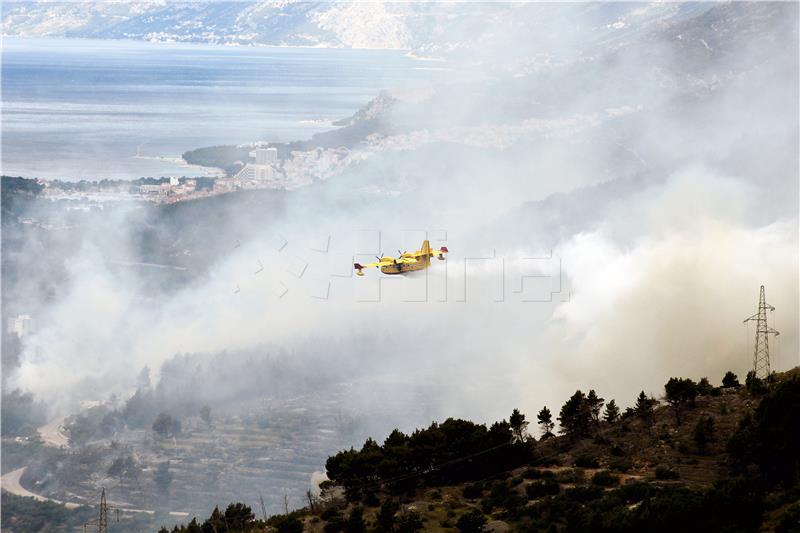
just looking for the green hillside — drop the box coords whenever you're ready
[159,368,800,533]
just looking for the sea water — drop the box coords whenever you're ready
[1,37,438,180]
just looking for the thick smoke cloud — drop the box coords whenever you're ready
[6,3,799,445]
[538,170,798,413]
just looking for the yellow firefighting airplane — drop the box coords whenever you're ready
[354,240,448,276]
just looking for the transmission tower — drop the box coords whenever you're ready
[99,488,109,533]
[743,285,780,379]
[84,487,118,533]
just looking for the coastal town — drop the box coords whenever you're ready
[32,146,292,206]
[14,91,407,206]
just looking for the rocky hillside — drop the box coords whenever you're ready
[1,2,716,55]
[162,367,800,532]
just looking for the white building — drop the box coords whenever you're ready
[140,184,162,194]
[254,147,278,164]
[235,147,280,182]
[235,164,275,181]
[7,314,34,338]
[169,176,180,186]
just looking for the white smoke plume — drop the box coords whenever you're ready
[5,3,799,441]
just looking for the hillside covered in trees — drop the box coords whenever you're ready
[157,368,800,533]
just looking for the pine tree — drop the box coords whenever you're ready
[635,391,656,426]
[664,377,698,426]
[559,391,591,437]
[346,506,367,533]
[154,461,173,494]
[722,371,740,388]
[603,399,620,423]
[693,415,715,454]
[537,407,555,439]
[509,408,529,443]
[587,390,605,423]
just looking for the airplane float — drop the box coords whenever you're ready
[354,240,448,276]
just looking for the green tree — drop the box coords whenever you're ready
[509,409,529,443]
[224,503,254,531]
[722,371,740,388]
[586,390,605,423]
[728,376,800,488]
[375,499,399,532]
[345,506,367,533]
[65,414,96,446]
[603,399,620,424]
[745,371,768,395]
[152,413,180,438]
[201,506,225,533]
[395,511,423,533]
[635,391,656,426]
[664,377,698,426]
[1,389,47,437]
[697,377,714,395]
[456,509,487,532]
[559,391,591,437]
[123,456,141,488]
[693,416,715,454]
[154,461,173,494]
[537,406,555,438]
[107,456,131,486]
[122,387,157,428]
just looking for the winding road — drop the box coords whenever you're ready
[1,417,190,518]
[1,467,81,509]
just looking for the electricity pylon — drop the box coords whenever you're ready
[84,487,117,533]
[99,488,108,533]
[743,285,779,380]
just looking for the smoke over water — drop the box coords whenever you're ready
[2,0,798,517]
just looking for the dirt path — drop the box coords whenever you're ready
[38,415,70,448]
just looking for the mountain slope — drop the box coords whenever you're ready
[157,367,800,532]
[0,1,714,53]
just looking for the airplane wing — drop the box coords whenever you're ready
[356,259,394,268]
[354,258,395,275]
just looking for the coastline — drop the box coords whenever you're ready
[0,34,420,55]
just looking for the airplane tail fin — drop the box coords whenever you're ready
[421,240,431,256]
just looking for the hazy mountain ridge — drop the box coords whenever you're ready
[1,1,476,49]
[0,1,715,54]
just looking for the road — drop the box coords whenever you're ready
[38,415,70,448]
[1,467,81,509]
[3,418,192,519]
[1,467,190,517]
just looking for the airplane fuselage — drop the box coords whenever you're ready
[379,259,429,275]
